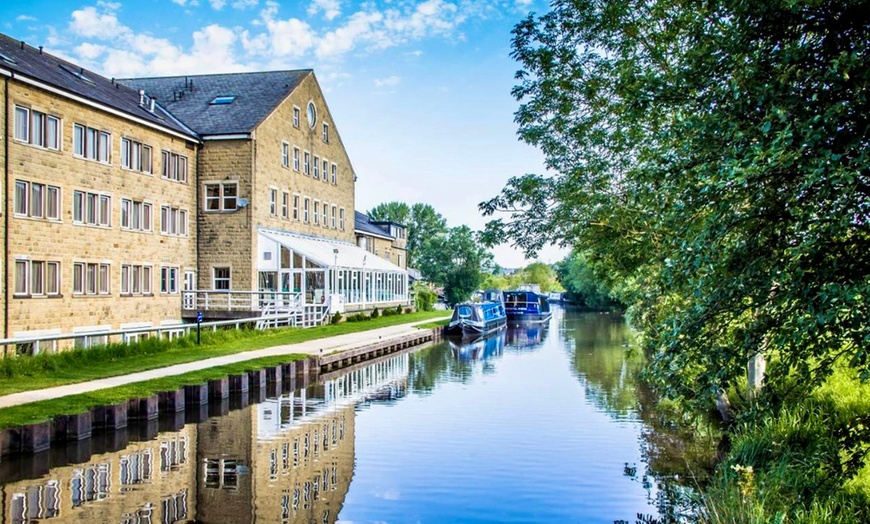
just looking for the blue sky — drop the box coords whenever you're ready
[2,0,566,268]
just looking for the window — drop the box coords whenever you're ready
[14,106,60,150]
[339,208,345,231]
[204,182,238,212]
[73,190,111,227]
[210,95,236,105]
[293,147,300,172]
[282,192,289,219]
[160,206,188,236]
[306,101,317,128]
[322,122,329,143]
[213,267,231,290]
[313,156,320,179]
[161,151,188,183]
[322,203,328,227]
[322,160,329,184]
[331,163,337,185]
[73,124,110,163]
[121,264,152,295]
[73,262,110,295]
[292,106,300,128]
[269,188,278,216]
[303,152,310,175]
[14,180,60,220]
[313,201,319,225]
[303,198,310,223]
[121,199,153,232]
[331,205,337,229]
[160,267,179,294]
[14,259,60,296]
[121,138,153,174]
[293,195,300,220]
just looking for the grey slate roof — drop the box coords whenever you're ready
[355,211,394,240]
[118,70,310,136]
[0,34,197,139]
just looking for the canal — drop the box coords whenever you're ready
[0,307,706,523]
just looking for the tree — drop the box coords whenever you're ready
[481,0,870,432]
[368,201,410,224]
[555,251,620,310]
[407,203,448,269]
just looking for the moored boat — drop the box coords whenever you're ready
[446,290,507,338]
[504,290,552,324]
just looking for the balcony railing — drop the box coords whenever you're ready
[182,290,302,312]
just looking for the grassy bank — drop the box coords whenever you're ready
[0,310,447,397]
[700,367,870,523]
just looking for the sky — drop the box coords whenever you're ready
[1,0,567,269]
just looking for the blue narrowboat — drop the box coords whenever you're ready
[504,290,553,324]
[446,290,507,338]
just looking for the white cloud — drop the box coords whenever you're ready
[316,10,385,57]
[74,42,106,60]
[16,15,37,22]
[172,0,200,6]
[373,75,400,87]
[307,0,341,21]
[69,5,129,39]
[209,0,227,10]
[265,17,315,57]
[231,0,258,9]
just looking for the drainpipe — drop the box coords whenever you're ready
[3,76,9,353]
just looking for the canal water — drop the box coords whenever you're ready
[0,307,703,523]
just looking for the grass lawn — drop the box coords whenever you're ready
[0,311,448,398]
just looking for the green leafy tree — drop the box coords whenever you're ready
[408,203,449,269]
[481,0,870,439]
[368,201,410,224]
[555,251,621,310]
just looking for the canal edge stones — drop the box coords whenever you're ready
[0,327,438,460]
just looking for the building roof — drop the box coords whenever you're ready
[118,70,310,136]
[259,228,405,273]
[0,34,197,140]
[354,211,394,241]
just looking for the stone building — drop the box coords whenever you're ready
[0,30,408,349]
[354,211,408,269]
[0,34,200,350]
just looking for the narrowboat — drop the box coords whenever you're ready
[504,290,553,324]
[446,290,507,338]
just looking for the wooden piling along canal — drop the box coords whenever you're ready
[0,328,443,461]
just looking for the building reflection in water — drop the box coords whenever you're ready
[1,352,410,524]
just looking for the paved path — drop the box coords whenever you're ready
[0,319,447,410]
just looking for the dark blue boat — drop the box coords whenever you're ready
[446,290,507,338]
[504,290,552,324]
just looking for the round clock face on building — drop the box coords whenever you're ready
[307,101,317,128]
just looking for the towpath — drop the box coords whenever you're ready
[0,318,446,410]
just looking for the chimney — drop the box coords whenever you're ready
[38,46,43,54]
[139,89,145,106]
[149,97,156,112]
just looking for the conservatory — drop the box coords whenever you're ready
[257,229,409,311]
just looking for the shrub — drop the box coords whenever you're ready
[371,307,380,319]
[395,305,404,315]
[413,282,437,311]
[382,308,396,317]
[331,311,342,324]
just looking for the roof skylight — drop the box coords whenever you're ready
[0,51,17,65]
[58,63,95,85]
[210,95,237,105]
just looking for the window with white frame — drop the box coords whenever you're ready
[303,198,310,223]
[14,106,60,150]
[321,203,327,227]
[293,195,300,220]
[322,122,329,143]
[303,152,311,175]
[14,180,60,220]
[282,143,289,168]
[331,163,337,185]
[313,156,320,179]
[269,188,278,216]
[73,190,111,227]
[120,199,153,232]
[331,205,337,229]
[282,192,289,219]
[204,182,238,212]
[322,160,328,184]
[160,206,188,236]
[121,264,152,295]
[160,266,179,294]
[14,259,60,296]
[161,151,188,183]
[73,262,110,295]
[339,208,345,231]
[213,267,231,290]
[292,106,300,128]
[293,147,300,172]
[73,123,110,163]
[313,201,319,225]
[121,138,153,174]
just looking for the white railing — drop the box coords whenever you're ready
[182,290,303,312]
